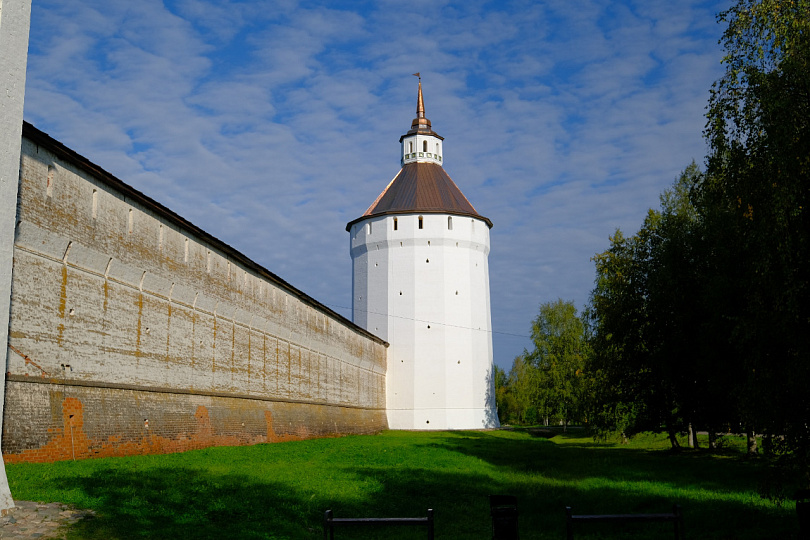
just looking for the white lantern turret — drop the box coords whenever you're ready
[400,77,444,167]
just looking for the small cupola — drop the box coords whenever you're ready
[400,74,444,167]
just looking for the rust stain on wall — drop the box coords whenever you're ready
[4,394,354,463]
[135,292,143,360]
[165,300,172,365]
[56,265,67,346]
[102,278,108,313]
[212,313,217,373]
[264,411,302,444]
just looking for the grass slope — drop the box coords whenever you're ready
[5,429,796,539]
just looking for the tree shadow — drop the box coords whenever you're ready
[37,432,797,539]
[53,466,318,539]
[404,431,796,539]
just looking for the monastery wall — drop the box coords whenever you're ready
[2,123,388,463]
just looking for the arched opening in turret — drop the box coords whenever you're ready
[409,141,413,153]
[418,215,424,229]
[423,140,427,152]
[393,217,398,231]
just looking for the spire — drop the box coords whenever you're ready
[410,74,431,133]
[415,75,425,119]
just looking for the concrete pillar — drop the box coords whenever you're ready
[0,0,33,514]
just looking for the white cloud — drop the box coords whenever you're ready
[23,0,731,369]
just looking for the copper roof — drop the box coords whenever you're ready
[346,162,493,230]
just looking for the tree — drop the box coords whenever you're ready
[586,165,715,448]
[525,299,588,429]
[508,354,538,425]
[699,0,810,487]
[586,216,681,444]
[494,364,516,425]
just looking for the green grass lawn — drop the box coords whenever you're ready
[5,429,798,539]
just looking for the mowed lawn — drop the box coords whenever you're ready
[5,429,796,539]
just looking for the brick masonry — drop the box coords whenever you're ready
[3,380,385,463]
[2,124,389,463]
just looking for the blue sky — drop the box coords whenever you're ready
[23,0,730,370]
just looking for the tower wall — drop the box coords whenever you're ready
[0,0,33,510]
[350,213,498,430]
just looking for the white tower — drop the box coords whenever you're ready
[347,78,499,430]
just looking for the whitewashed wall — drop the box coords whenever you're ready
[350,212,498,430]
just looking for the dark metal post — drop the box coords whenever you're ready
[673,504,683,540]
[427,508,434,540]
[323,509,333,540]
[797,490,810,540]
[565,507,574,540]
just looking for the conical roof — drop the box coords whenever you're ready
[346,162,492,230]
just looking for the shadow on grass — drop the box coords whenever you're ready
[40,432,798,540]
[408,431,796,539]
[53,467,316,540]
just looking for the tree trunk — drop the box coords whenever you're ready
[747,427,757,454]
[667,428,680,450]
[688,424,695,448]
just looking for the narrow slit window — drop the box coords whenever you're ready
[92,189,98,219]
[128,209,133,234]
[393,217,398,231]
[423,140,427,152]
[436,143,440,154]
[409,141,413,153]
[447,216,453,230]
[418,216,423,230]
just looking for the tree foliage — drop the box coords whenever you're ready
[587,165,707,445]
[700,0,810,486]
[494,300,587,426]
[526,299,588,427]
